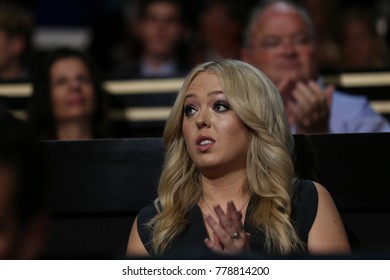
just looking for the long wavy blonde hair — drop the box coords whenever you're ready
[148,59,302,255]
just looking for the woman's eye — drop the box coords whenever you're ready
[52,78,66,86]
[77,75,91,84]
[213,102,230,112]
[184,105,197,117]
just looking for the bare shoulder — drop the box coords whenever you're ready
[307,182,351,254]
[126,215,150,257]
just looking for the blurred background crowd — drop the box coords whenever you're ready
[2,0,390,83]
[1,0,390,260]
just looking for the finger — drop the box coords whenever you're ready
[277,76,292,93]
[307,81,329,116]
[204,213,232,244]
[293,82,315,111]
[213,232,224,250]
[226,201,242,222]
[245,232,251,242]
[204,231,225,253]
[207,207,241,246]
[306,83,332,125]
[205,213,251,255]
[307,81,325,102]
[244,233,252,251]
[213,205,237,234]
[226,201,244,232]
[325,85,334,108]
[204,214,222,241]
[287,98,304,123]
[294,81,330,129]
[320,85,333,123]
[204,237,225,254]
[277,74,297,101]
[215,204,246,237]
[288,99,316,132]
[302,111,319,127]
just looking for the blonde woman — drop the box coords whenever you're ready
[127,59,350,256]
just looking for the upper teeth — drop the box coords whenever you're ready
[200,140,212,145]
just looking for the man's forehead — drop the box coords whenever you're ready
[252,6,308,36]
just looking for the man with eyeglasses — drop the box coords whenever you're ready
[242,0,390,133]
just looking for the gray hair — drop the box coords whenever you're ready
[243,0,315,48]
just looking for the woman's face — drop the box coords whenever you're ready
[50,57,95,123]
[182,71,249,175]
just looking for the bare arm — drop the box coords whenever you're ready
[308,182,351,254]
[126,216,150,257]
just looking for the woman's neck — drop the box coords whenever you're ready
[200,169,249,209]
[56,120,92,140]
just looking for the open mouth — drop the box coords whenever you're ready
[196,135,216,152]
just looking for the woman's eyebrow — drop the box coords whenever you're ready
[184,90,224,100]
[207,90,224,96]
[184,93,196,100]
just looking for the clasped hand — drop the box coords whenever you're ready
[204,201,251,255]
[278,76,333,134]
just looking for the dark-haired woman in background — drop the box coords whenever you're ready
[29,48,110,140]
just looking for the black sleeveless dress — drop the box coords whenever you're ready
[137,179,318,256]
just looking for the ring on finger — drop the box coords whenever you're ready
[231,232,240,239]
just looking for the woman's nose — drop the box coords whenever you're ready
[195,110,211,129]
[69,78,81,89]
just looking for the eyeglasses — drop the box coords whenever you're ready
[256,33,314,50]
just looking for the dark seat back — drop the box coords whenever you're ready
[40,134,390,258]
[41,138,164,258]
